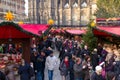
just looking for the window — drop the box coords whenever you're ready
[66,0,69,4]
[73,0,78,4]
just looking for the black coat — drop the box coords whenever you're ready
[35,54,46,72]
[114,61,120,79]
[91,53,99,70]
[81,49,90,59]
[91,72,103,80]
[18,63,32,80]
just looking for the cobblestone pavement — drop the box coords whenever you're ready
[16,49,62,80]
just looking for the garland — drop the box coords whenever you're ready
[0,21,52,37]
[40,25,52,38]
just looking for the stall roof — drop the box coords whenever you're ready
[66,29,86,35]
[93,26,120,37]
[20,24,49,36]
[0,22,49,39]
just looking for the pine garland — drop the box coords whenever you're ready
[40,25,53,38]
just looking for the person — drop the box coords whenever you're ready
[113,51,120,80]
[91,66,103,80]
[105,48,115,72]
[8,44,16,54]
[106,72,116,80]
[0,71,6,80]
[46,50,58,80]
[69,56,75,80]
[73,58,84,80]
[5,61,17,80]
[35,51,46,80]
[83,56,92,80]
[97,43,103,59]
[100,47,108,62]
[81,45,90,59]
[91,49,99,70]
[0,45,3,53]
[44,47,53,57]
[18,59,34,80]
[59,56,70,80]
[45,36,52,48]
[30,50,38,72]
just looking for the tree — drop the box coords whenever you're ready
[82,22,98,52]
[95,0,120,18]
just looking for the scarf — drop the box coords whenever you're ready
[64,61,69,68]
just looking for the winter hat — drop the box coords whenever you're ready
[94,48,97,52]
[95,66,102,71]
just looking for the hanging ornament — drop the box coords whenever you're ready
[48,19,54,25]
[90,21,96,27]
[4,11,14,21]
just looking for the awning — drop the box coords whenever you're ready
[93,26,120,37]
[66,29,86,35]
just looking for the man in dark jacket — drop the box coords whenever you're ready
[81,45,90,59]
[91,49,99,70]
[91,66,103,80]
[18,59,33,80]
[0,71,6,80]
[35,51,46,80]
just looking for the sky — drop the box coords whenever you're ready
[25,0,28,16]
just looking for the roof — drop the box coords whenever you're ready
[93,26,120,37]
[66,29,86,35]
[0,22,49,39]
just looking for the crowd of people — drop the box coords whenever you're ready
[30,35,120,80]
[0,35,120,80]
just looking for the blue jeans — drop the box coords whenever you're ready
[48,70,53,80]
[75,78,83,80]
[36,71,43,80]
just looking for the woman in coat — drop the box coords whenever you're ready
[59,56,70,80]
[5,61,17,80]
[73,58,84,80]
[83,56,92,80]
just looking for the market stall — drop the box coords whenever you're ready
[0,22,49,63]
[93,18,120,44]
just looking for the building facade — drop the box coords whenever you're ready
[0,0,26,22]
[28,0,97,25]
